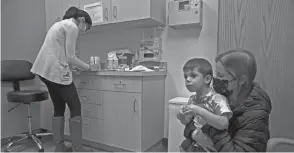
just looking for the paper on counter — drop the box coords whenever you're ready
[130,65,154,72]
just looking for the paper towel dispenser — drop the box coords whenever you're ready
[168,0,203,29]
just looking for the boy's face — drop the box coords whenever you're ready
[184,67,210,92]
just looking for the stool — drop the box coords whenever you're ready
[1,60,53,152]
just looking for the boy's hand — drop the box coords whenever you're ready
[182,104,202,116]
[177,111,193,125]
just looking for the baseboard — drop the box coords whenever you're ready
[162,138,168,149]
[64,135,167,152]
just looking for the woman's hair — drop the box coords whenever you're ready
[63,7,79,20]
[62,6,92,26]
[215,49,257,85]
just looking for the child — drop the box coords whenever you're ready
[177,58,232,152]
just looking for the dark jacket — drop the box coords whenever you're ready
[202,82,272,152]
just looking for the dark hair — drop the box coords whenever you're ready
[215,49,257,85]
[183,58,213,77]
[63,7,79,20]
[62,6,92,26]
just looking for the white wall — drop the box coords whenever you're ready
[66,0,219,137]
[1,0,46,138]
[1,0,219,139]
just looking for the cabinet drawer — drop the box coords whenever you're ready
[81,103,103,119]
[82,117,104,143]
[74,76,101,90]
[101,76,142,93]
[78,89,103,105]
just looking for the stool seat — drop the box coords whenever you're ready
[7,90,49,103]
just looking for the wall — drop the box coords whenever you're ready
[1,0,46,138]
[1,0,219,139]
[218,0,294,140]
[73,0,219,137]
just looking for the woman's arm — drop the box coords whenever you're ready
[202,109,270,152]
[65,25,90,71]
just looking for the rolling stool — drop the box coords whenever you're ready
[1,60,53,152]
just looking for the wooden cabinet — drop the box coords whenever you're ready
[103,91,141,151]
[45,0,166,32]
[69,72,166,152]
[111,0,149,23]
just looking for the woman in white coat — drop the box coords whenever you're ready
[31,6,94,152]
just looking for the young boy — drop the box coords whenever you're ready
[177,58,232,152]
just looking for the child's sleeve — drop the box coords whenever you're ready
[211,94,232,119]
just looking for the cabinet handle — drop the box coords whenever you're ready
[83,110,90,117]
[113,6,117,20]
[104,8,108,21]
[133,100,138,112]
[114,83,126,90]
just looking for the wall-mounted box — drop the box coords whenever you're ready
[168,0,203,29]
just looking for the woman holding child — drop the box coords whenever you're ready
[179,49,272,152]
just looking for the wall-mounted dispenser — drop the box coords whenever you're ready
[168,0,203,29]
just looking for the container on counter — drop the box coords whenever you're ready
[90,56,95,65]
[89,56,101,71]
[107,59,119,70]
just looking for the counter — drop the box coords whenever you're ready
[74,70,167,77]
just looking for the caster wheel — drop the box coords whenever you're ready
[39,148,44,152]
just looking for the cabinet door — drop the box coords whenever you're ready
[103,91,142,151]
[61,0,80,16]
[45,0,62,31]
[111,0,149,22]
[103,0,112,23]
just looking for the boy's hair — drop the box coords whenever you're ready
[183,58,213,77]
[62,6,92,26]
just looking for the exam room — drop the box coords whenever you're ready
[1,0,294,152]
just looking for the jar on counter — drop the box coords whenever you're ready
[107,59,118,70]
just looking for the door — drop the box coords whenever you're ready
[45,0,62,31]
[103,91,141,151]
[111,0,149,22]
[218,0,294,140]
[61,0,80,16]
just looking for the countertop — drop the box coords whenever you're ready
[73,70,167,77]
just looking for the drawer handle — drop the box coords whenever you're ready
[114,83,126,89]
[83,110,90,117]
[80,81,88,84]
[83,123,90,128]
[80,96,89,102]
[133,100,138,112]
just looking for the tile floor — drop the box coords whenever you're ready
[1,136,167,152]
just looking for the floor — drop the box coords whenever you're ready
[1,135,167,152]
